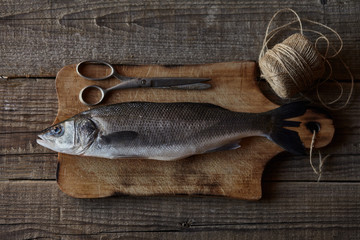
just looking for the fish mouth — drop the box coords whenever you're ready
[36,134,47,147]
[36,134,59,153]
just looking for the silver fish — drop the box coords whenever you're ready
[37,102,307,160]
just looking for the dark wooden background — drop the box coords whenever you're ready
[1,0,359,239]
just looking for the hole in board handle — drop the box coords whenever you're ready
[306,121,321,133]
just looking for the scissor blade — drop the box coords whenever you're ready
[168,83,212,90]
[150,78,211,88]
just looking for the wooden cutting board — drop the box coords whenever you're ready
[54,62,334,199]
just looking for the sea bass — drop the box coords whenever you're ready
[37,101,307,160]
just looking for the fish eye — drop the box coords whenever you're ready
[50,125,64,136]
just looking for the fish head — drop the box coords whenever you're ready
[37,119,76,153]
[37,116,98,155]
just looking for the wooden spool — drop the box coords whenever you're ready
[54,62,334,199]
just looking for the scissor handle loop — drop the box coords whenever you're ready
[79,85,106,106]
[76,60,114,81]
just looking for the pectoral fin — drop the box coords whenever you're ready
[204,142,241,153]
[100,131,138,144]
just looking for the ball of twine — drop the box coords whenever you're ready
[258,8,354,182]
[259,33,325,99]
[258,8,353,111]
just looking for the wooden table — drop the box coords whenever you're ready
[1,1,359,239]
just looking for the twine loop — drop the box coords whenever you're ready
[259,8,354,110]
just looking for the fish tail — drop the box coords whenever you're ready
[267,101,308,155]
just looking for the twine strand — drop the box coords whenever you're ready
[259,8,354,110]
[316,54,354,110]
[260,8,303,60]
[309,130,331,182]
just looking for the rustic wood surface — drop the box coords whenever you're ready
[0,0,359,239]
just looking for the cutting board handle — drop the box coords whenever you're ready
[291,107,334,149]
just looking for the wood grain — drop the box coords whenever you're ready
[0,0,359,79]
[0,154,57,180]
[0,78,57,132]
[0,181,359,239]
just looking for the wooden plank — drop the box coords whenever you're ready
[0,181,359,239]
[263,154,360,182]
[0,1,359,78]
[0,132,50,155]
[0,78,57,132]
[2,228,360,240]
[0,154,57,180]
[1,152,360,182]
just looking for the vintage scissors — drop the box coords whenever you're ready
[77,60,211,106]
